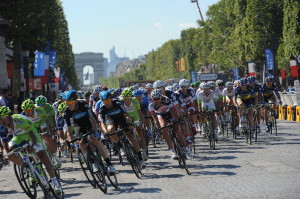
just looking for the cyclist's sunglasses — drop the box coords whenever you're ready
[66,100,75,105]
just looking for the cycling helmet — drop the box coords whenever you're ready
[0,106,11,117]
[94,85,102,93]
[216,79,224,87]
[265,76,273,82]
[145,83,153,89]
[247,76,256,83]
[153,80,166,88]
[102,86,108,91]
[234,80,240,87]
[239,78,248,86]
[121,88,132,97]
[194,81,200,87]
[115,88,122,95]
[84,91,92,97]
[108,88,115,93]
[150,89,162,99]
[225,81,234,87]
[21,99,35,110]
[57,93,65,100]
[165,85,174,91]
[179,79,190,87]
[64,90,77,100]
[133,85,138,90]
[200,83,210,89]
[207,81,216,88]
[100,91,112,100]
[58,101,67,113]
[133,89,144,97]
[35,95,47,105]
[173,83,179,91]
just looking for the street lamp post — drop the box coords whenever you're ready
[190,0,204,22]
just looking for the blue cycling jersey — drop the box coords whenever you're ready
[140,96,149,111]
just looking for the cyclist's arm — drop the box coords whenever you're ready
[28,130,38,145]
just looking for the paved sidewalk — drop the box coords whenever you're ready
[0,120,299,199]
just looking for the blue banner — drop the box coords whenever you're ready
[191,71,197,83]
[265,49,274,71]
[48,50,57,70]
[233,68,239,80]
[34,51,45,76]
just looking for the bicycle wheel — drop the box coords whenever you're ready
[98,157,119,188]
[16,163,37,199]
[231,114,236,139]
[87,153,107,193]
[77,149,96,188]
[173,138,191,175]
[124,141,142,179]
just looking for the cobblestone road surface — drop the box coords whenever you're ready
[1,120,300,199]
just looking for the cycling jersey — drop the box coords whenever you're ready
[120,97,140,123]
[222,88,236,98]
[196,90,218,110]
[37,103,55,126]
[176,88,196,111]
[0,125,12,143]
[52,100,63,117]
[8,114,43,151]
[235,85,256,100]
[89,92,100,111]
[63,100,94,133]
[21,107,48,131]
[148,96,173,120]
[164,90,178,105]
[98,99,128,128]
[262,84,278,97]
[140,96,149,112]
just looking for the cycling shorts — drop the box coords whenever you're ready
[9,131,44,152]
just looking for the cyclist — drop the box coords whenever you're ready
[149,89,192,159]
[89,85,102,110]
[176,79,198,136]
[196,83,219,140]
[63,90,116,174]
[233,78,257,134]
[35,95,56,133]
[21,99,62,168]
[120,89,148,161]
[262,76,282,132]
[222,81,236,122]
[145,83,153,99]
[56,102,69,158]
[132,89,152,139]
[97,91,146,169]
[52,93,65,118]
[248,76,263,133]
[84,91,92,103]
[0,106,63,193]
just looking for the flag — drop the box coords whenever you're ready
[48,50,56,70]
[34,50,45,76]
[265,49,274,71]
[248,61,256,76]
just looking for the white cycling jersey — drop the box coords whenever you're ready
[196,90,218,110]
[222,87,236,97]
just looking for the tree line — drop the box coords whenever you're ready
[0,0,78,101]
[101,0,299,88]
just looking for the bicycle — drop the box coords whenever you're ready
[144,116,160,148]
[184,113,197,154]
[227,105,237,139]
[109,128,143,179]
[159,120,191,175]
[239,106,253,145]
[68,130,108,193]
[6,141,64,199]
[201,108,218,150]
[264,103,278,136]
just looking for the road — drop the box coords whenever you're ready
[0,120,300,199]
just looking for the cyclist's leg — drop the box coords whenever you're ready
[7,135,25,166]
[158,117,174,149]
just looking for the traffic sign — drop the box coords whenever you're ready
[197,73,218,81]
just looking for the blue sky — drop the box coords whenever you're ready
[61,0,220,60]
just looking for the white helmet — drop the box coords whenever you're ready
[225,81,234,87]
[145,83,153,89]
[150,89,162,99]
[94,85,102,93]
[165,85,174,91]
[153,80,166,88]
[173,83,179,91]
[207,81,216,88]
[179,79,190,87]
[234,80,240,87]
[200,83,210,89]
[216,79,224,87]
